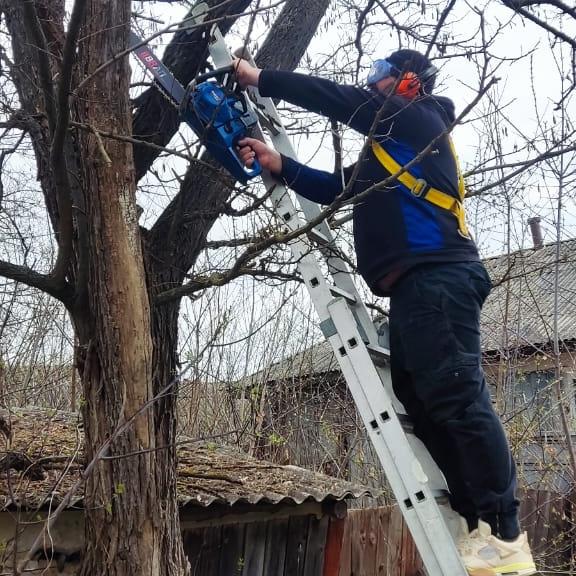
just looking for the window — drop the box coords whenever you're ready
[512,370,559,432]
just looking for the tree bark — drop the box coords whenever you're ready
[73,1,188,574]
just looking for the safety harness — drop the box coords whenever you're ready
[371,139,470,239]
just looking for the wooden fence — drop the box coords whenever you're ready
[337,489,575,576]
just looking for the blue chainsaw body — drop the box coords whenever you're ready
[131,32,261,183]
[182,81,262,183]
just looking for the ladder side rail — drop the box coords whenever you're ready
[242,84,368,298]
[328,298,467,575]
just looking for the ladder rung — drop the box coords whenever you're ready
[329,285,357,304]
[433,489,451,500]
[307,227,332,246]
[397,412,414,432]
[366,344,390,366]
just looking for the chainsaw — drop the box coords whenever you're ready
[130,32,262,183]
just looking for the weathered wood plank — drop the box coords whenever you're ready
[546,491,571,569]
[338,512,352,576]
[263,518,289,576]
[304,515,329,576]
[388,506,404,576]
[284,515,310,576]
[400,516,419,576]
[242,521,267,576]
[196,526,223,576]
[323,517,345,576]
[520,488,539,546]
[349,510,362,576]
[183,529,203,575]
[218,523,245,576]
[375,507,391,576]
[363,506,378,575]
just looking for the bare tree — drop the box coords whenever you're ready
[0,0,330,574]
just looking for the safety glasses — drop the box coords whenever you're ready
[366,59,396,85]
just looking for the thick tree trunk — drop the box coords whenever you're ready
[74,1,188,574]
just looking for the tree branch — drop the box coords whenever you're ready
[468,142,576,197]
[21,0,57,132]
[51,0,85,161]
[0,260,73,303]
[510,0,576,19]
[49,0,87,286]
[425,0,457,58]
[501,0,576,48]
[155,266,301,304]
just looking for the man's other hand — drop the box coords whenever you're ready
[233,58,261,89]
[237,138,282,174]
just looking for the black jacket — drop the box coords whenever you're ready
[258,70,479,296]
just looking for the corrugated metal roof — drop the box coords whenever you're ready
[246,239,576,381]
[0,407,374,510]
[244,340,339,386]
[481,238,576,350]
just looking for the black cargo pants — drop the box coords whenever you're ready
[388,261,520,540]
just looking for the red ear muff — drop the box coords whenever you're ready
[396,72,421,98]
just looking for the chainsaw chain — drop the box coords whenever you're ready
[131,51,181,112]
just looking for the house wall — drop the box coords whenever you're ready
[255,375,390,507]
[482,350,576,491]
[184,514,330,576]
[0,510,83,575]
[180,501,342,576]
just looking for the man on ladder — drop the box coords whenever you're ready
[233,49,536,576]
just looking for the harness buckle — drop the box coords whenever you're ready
[411,178,429,197]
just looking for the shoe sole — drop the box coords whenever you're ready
[467,566,537,576]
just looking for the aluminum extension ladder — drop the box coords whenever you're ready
[190,4,468,574]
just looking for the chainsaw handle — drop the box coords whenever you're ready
[234,139,262,180]
[194,65,235,85]
[181,65,239,115]
[241,158,262,180]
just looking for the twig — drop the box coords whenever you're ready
[502,0,576,49]
[425,0,457,58]
[90,125,112,166]
[21,0,57,132]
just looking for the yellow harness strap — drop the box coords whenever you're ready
[371,140,470,239]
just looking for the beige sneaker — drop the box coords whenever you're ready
[458,520,537,576]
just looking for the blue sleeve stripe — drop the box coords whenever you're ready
[280,155,342,205]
